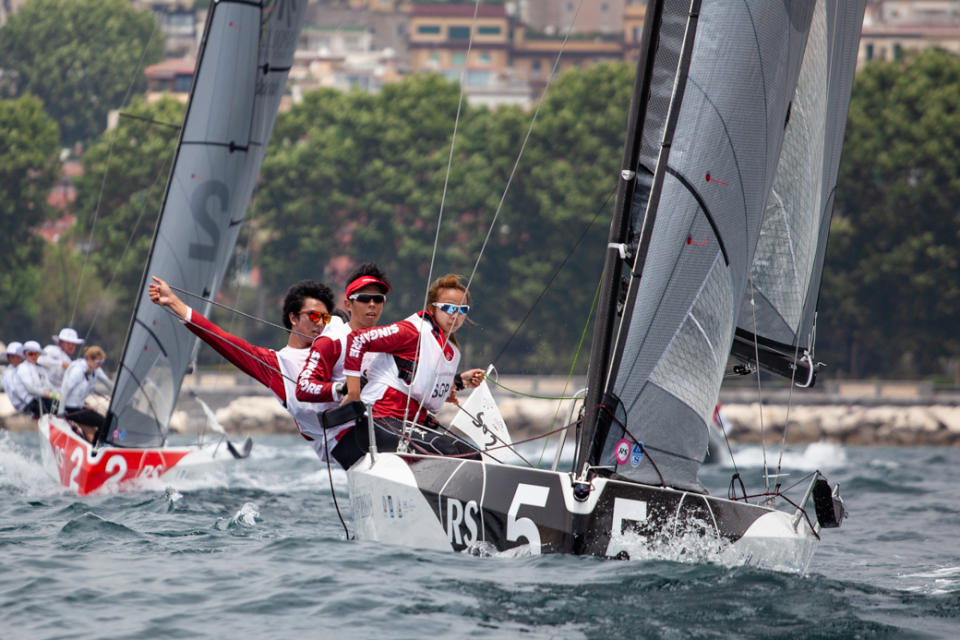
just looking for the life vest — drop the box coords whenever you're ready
[362,313,461,415]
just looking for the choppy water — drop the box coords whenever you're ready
[2,431,958,639]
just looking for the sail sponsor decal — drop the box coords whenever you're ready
[615,438,631,465]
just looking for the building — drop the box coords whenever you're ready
[860,0,960,64]
[520,0,625,36]
[143,57,195,102]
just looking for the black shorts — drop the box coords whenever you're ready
[331,416,480,470]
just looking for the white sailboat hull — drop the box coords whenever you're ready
[346,452,823,573]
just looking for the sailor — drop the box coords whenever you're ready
[38,327,84,388]
[294,263,391,462]
[2,342,33,415]
[337,274,485,468]
[58,345,113,443]
[148,276,341,447]
[16,340,58,417]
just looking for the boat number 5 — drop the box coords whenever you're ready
[506,483,549,554]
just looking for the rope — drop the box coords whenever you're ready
[537,277,602,467]
[70,18,162,328]
[485,376,581,401]
[168,284,314,343]
[492,184,616,365]
[462,0,586,300]
[402,0,484,434]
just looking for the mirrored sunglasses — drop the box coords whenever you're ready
[432,302,470,315]
[299,310,331,325]
[92,359,104,366]
[349,293,386,304]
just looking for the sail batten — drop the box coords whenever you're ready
[101,1,307,448]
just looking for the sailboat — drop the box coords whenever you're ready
[344,0,863,572]
[38,0,308,495]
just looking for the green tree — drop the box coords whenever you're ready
[257,64,634,373]
[0,94,60,338]
[0,0,163,146]
[821,49,960,377]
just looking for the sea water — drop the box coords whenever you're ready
[1,431,958,639]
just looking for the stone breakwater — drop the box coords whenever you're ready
[5,379,960,446]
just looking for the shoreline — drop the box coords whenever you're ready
[5,374,960,446]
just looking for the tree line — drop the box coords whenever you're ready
[1,0,958,381]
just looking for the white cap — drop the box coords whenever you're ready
[22,340,42,354]
[53,327,84,345]
[5,341,23,357]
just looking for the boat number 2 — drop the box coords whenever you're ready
[189,180,228,262]
[104,455,128,487]
[68,446,84,491]
[506,484,549,554]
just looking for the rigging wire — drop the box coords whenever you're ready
[69,18,161,329]
[747,278,771,492]
[83,148,178,341]
[401,0,484,431]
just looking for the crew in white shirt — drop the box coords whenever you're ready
[38,327,85,388]
[58,345,113,443]
[2,342,32,414]
[16,340,58,417]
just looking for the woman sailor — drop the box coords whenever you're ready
[337,274,484,468]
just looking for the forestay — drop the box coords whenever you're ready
[101,1,307,448]
[731,1,866,385]
[584,1,818,491]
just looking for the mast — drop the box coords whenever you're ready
[577,0,692,475]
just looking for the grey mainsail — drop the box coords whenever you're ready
[731,1,866,385]
[100,1,307,448]
[580,0,855,491]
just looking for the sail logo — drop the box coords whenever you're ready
[615,439,631,465]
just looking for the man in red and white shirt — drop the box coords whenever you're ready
[295,263,391,464]
[148,275,340,459]
[337,274,485,468]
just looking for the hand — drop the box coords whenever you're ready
[62,361,69,370]
[460,368,485,388]
[149,276,188,319]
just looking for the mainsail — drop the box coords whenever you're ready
[100,1,307,448]
[579,0,863,491]
[731,2,866,385]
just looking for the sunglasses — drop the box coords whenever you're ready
[92,359,104,366]
[298,310,331,325]
[432,302,470,315]
[348,293,386,304]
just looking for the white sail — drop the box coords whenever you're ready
[103,1,308,447]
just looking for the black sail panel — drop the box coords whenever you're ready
[585,1,816,490]
[102,1,308,447]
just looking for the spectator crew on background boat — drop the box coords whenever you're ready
[17,340,58,417]
[295,263,391,461]
[58,345,114,443]
[2,341,32,415]
[38,327,84,388]
[148,275,342,447]
[337,274,485,469]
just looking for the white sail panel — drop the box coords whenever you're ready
[650,253,733,425]
[733,0,867,379]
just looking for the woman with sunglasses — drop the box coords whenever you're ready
[148,275,344,457]
[58,345,113,442]
[335,274,485,468]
